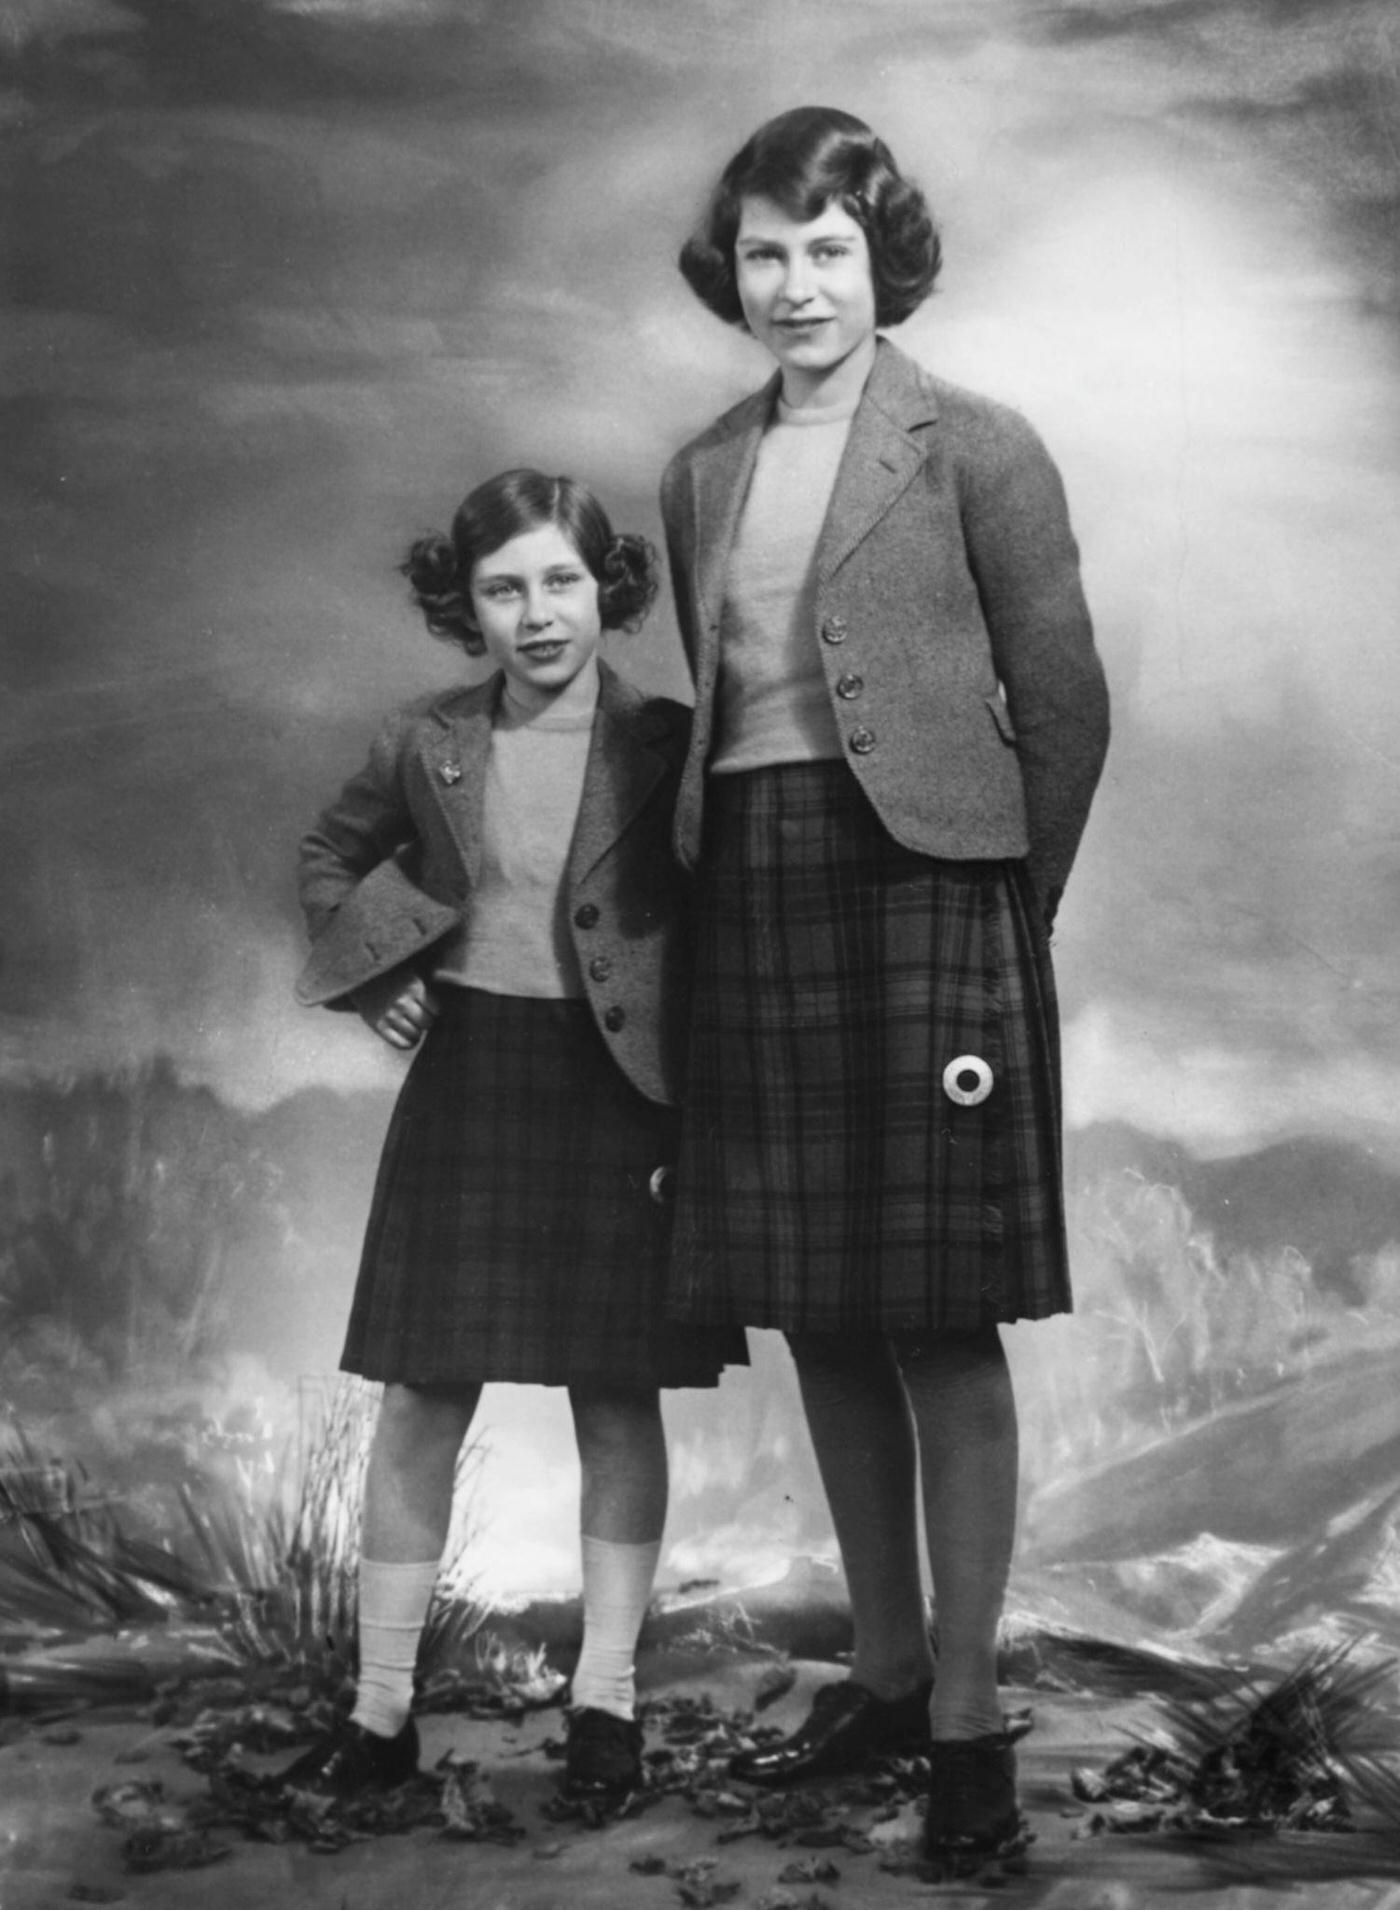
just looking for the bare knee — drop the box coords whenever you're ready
[892,1330,1016,1435]
[786,1331,904,1409]
[374,1382,479,1474]
[786,1330,886,1371]
[568,1385,662,1461]
[891,1325,1007,1381]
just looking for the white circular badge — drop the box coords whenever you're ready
[942,1054,994,1107]
[649,1164,674,1205]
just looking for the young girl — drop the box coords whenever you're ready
[662,108,1109,1862]
[288,468,743,1805]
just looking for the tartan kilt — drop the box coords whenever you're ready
[668,761,1070,1334]
[342,988,745,1388]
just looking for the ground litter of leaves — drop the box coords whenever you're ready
[82,1645,1400,1898]
[1064,1646,1400,1843]
[82,1658,1028,1892]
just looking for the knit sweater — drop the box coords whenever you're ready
[710,392,855,774]
[432,669,594,998]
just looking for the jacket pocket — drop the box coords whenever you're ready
[984,693,1018,745]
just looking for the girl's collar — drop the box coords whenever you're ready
[774,389,861,426]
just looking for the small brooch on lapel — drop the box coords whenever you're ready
[438,761,463,786]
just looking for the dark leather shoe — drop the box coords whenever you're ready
[562,1706,644,1801]
[730,1678,933,1787]
[280,1716,420,1796]
[923,1732,1026,1859]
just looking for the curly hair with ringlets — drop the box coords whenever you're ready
[401,468,658,657]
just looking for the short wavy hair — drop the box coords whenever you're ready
[679,106,941,330]
[401,468,658,657]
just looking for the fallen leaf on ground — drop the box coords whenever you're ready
[438,1755,526,1845]
[777,1856,840,1883]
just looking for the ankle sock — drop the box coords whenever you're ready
[351,1557,440,1740]
[570,1535,661,1721]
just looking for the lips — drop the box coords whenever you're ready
[518,640,566,660]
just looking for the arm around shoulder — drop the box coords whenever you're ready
[659,452,700,678]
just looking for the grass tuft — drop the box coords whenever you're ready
[1139,1642,1400,1831]
[0,1382,487,1709]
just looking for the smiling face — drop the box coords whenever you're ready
[467,520,603,709]
[734,194,878,406]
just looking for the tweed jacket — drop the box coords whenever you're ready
[295,661,692,1107]
[660,337,1110,924]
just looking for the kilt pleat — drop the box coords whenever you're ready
[668,762,1070,1333]
[342,989,744,1387]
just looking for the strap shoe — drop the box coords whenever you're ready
[923,1731,1027,1861]
[729,1677,933,1787]
[562,1706,644,1802]
[279,1716,420,1797]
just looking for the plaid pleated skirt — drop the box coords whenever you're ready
[668,761,1070,1334]
[342,988,744,1388]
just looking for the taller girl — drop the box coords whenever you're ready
[662,108,1109,1862]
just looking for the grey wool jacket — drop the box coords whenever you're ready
[660,337,1110,925]
[295,661,693,1107]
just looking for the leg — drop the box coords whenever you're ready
[729,1333,935,1786]
[569,1382,668,1547]
[894,1328,1016,1741]
[788,1332,936,1700]
[895,1328,1024,1862]
[361,1379,482,1561]
[562,1384,667,1800]
[567,1384,666,1718]
[354,1380,482,1734]
[283,1380,480,1792]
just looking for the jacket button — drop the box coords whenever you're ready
[588,955,613,983]
[835,672,864,700]
[848,725,876,755]
[821,616,847,645]
[603,1005,626,1032]
[574,903,600,929]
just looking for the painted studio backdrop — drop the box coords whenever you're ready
[2,0,1399,1654]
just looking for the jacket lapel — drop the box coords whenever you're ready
[420,677,498,888]
[818,339,939,583]
[568,663,667,886]
[689,376,778,636]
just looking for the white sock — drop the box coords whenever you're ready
[351,1557,440,1740]
[570,1535,662,1721]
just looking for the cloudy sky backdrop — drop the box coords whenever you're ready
[4,0,1398,1173]
[2,0,1398,1598]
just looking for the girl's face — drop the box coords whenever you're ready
[734,194,877,403]
[467,521,602,707]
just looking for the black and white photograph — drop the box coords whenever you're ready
[2,2,1399,1903]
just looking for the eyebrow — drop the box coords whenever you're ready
[735,229,855,248]
[476,561,582,583]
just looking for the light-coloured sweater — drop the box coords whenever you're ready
[710,391,856,774]
[432,672,594,999]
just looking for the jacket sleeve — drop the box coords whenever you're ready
[297,710,415,945]
[958,405,1109,926]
